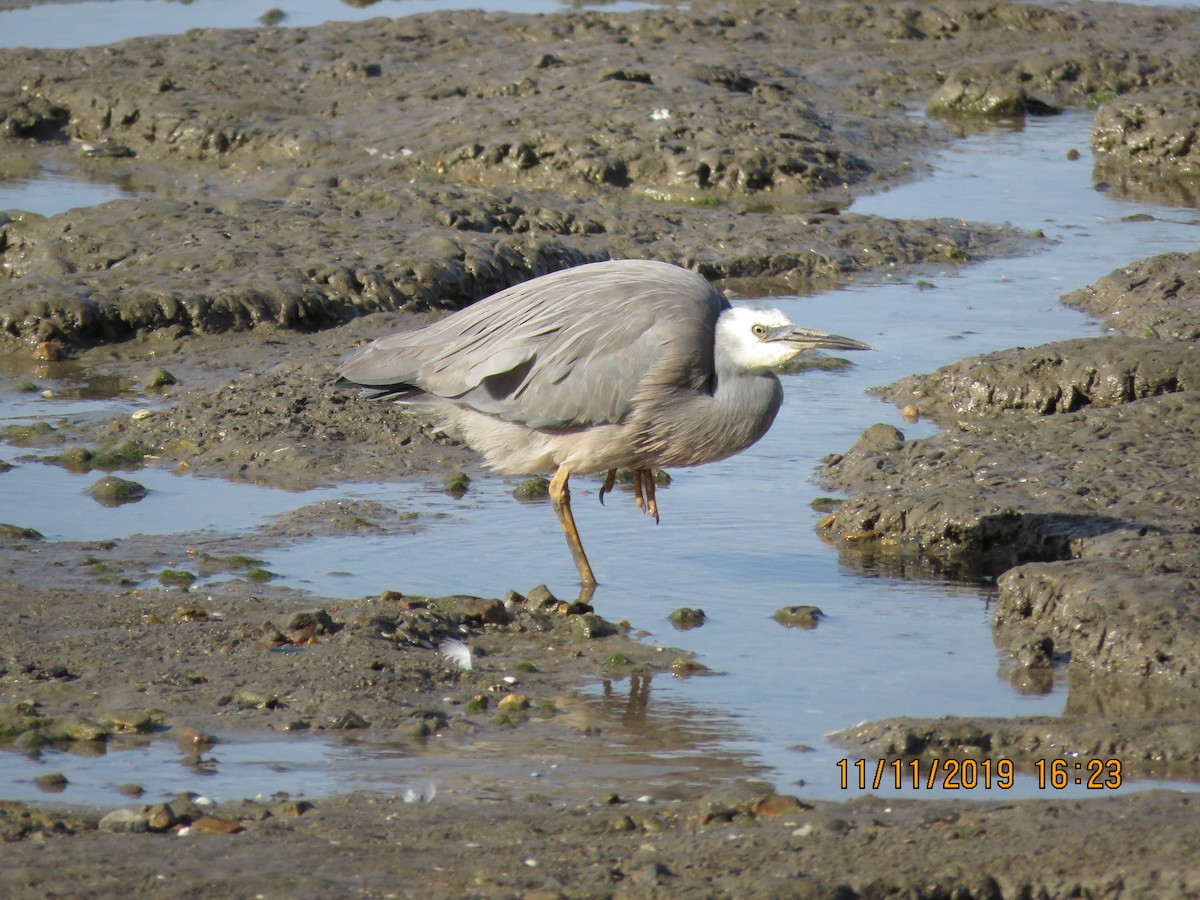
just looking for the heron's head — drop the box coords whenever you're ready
[715,307,873,371]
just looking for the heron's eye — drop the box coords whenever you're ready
[751,324,767,338]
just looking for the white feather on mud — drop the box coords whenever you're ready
[439,638,473,671]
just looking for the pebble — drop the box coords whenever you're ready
[497,692,530,713]
[187,816,245,835]
[99,808,151,833]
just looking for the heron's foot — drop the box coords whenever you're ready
[632,468,660,524]
[598,468,617,506]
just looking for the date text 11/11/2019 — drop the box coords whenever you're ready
[837,758,1124,791]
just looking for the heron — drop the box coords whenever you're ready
[338,259,871,596]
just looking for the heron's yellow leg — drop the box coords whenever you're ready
[632,468,647,513]
[598,468,617,506]
[549,466,597,590]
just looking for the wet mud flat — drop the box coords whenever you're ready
[4,0,1200,896]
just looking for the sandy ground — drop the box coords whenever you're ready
[4,0,1200,896]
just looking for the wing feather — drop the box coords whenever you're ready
[338,259,730,429]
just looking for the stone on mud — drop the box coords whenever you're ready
[928,78,1037,118]
[99,808,151,834]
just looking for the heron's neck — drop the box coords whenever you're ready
[638,361,783,468]
[709,361,784,448]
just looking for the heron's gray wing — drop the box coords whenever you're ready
[338,259,730,429]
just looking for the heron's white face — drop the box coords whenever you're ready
[714,307,802,371]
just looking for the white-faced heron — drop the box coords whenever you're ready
[338,259,871,594]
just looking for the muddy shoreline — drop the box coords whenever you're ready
[4,0,1200,896]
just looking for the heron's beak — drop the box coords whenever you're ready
[767,325,873,352]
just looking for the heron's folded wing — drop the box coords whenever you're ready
[344,260,729,430]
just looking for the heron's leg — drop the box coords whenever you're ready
[598,468,617,506]
[549,466,597,590]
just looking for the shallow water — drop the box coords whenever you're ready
[0,168,133,217]
[1,684,746,807]
[4,103,1200,804]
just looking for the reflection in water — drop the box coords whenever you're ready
[0,677,760,807]
[1093,169,1200,210]
[599,674,654,730]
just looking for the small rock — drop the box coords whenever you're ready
[524,584,558,607]
[158,569,196,588]
[33,340,64,361]
[329,710,370,730]
[512,475,550,500]
[497,693,530,714]
[272,799,314,818]
[144,803,177,831]
[88,475,148,507]
[99,808,151,833]
[175,727,217,748]
[927,77,1057,118]
[101,709,156,733]
[612,814,637,831]
[187,816,245,835]
[285,609,341,642]
[571,613,618,640]
[773,605,824,629]
[146,367,179,388]
[443,471,471,494]
[34,772,68,791]
[131,408,153,421]
[669,657,710,678]
[753,793,809,818]
[431,594,507,625]
[55,446,94,470]
[53,715,110,741]
[1013,635,1058,668]
[0,523,43,541]
[850,423,904,455]
[667,607,706,630]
